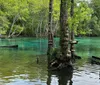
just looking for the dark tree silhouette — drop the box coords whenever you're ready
[48,0,54,54]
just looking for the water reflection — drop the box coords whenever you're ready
[0,37,100,85]
[47,66,73,85]
[0,37,100,57]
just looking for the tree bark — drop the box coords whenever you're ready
[48,0,54,54]
[60,0,69,60]
[70,0,75,59]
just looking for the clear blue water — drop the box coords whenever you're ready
[0,37,100,85]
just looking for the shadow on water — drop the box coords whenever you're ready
[47,66,73,85]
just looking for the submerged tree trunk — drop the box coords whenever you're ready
[47,0,54,54]
[59,0,70,62]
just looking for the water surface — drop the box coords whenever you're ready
[0,37,100,85]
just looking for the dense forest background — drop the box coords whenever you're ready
[0,0,100,37]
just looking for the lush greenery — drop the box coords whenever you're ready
[0,0,100,37]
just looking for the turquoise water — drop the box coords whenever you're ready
[0,37,100,85]
[0,37,100,57]
[75,37,100,57]
[55,37,100,57]
[0,37,48,55]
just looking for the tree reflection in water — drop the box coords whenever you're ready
[47,66,73,85]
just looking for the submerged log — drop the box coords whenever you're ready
[74,54,81,59]
[92,56,100,60]
[0,45,18,48]
[91,56,100,65]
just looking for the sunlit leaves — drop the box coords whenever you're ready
[0,0,99,36]
[68,1,93,35]
[53,0,60,21]
[0,16,10,34]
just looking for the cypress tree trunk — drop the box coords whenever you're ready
[59,0,69,61]
[47,0,54,54]
[70,0,75,59]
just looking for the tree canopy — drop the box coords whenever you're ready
[0,0,100,37]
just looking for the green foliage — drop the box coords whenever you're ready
[88,0,100,36]
[68,1,93,35]
[0,16,10,34]
[0,0,100,37]
[53,0,60,21]
[88,16,100,36]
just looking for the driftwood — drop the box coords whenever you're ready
[0,45,18,48]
